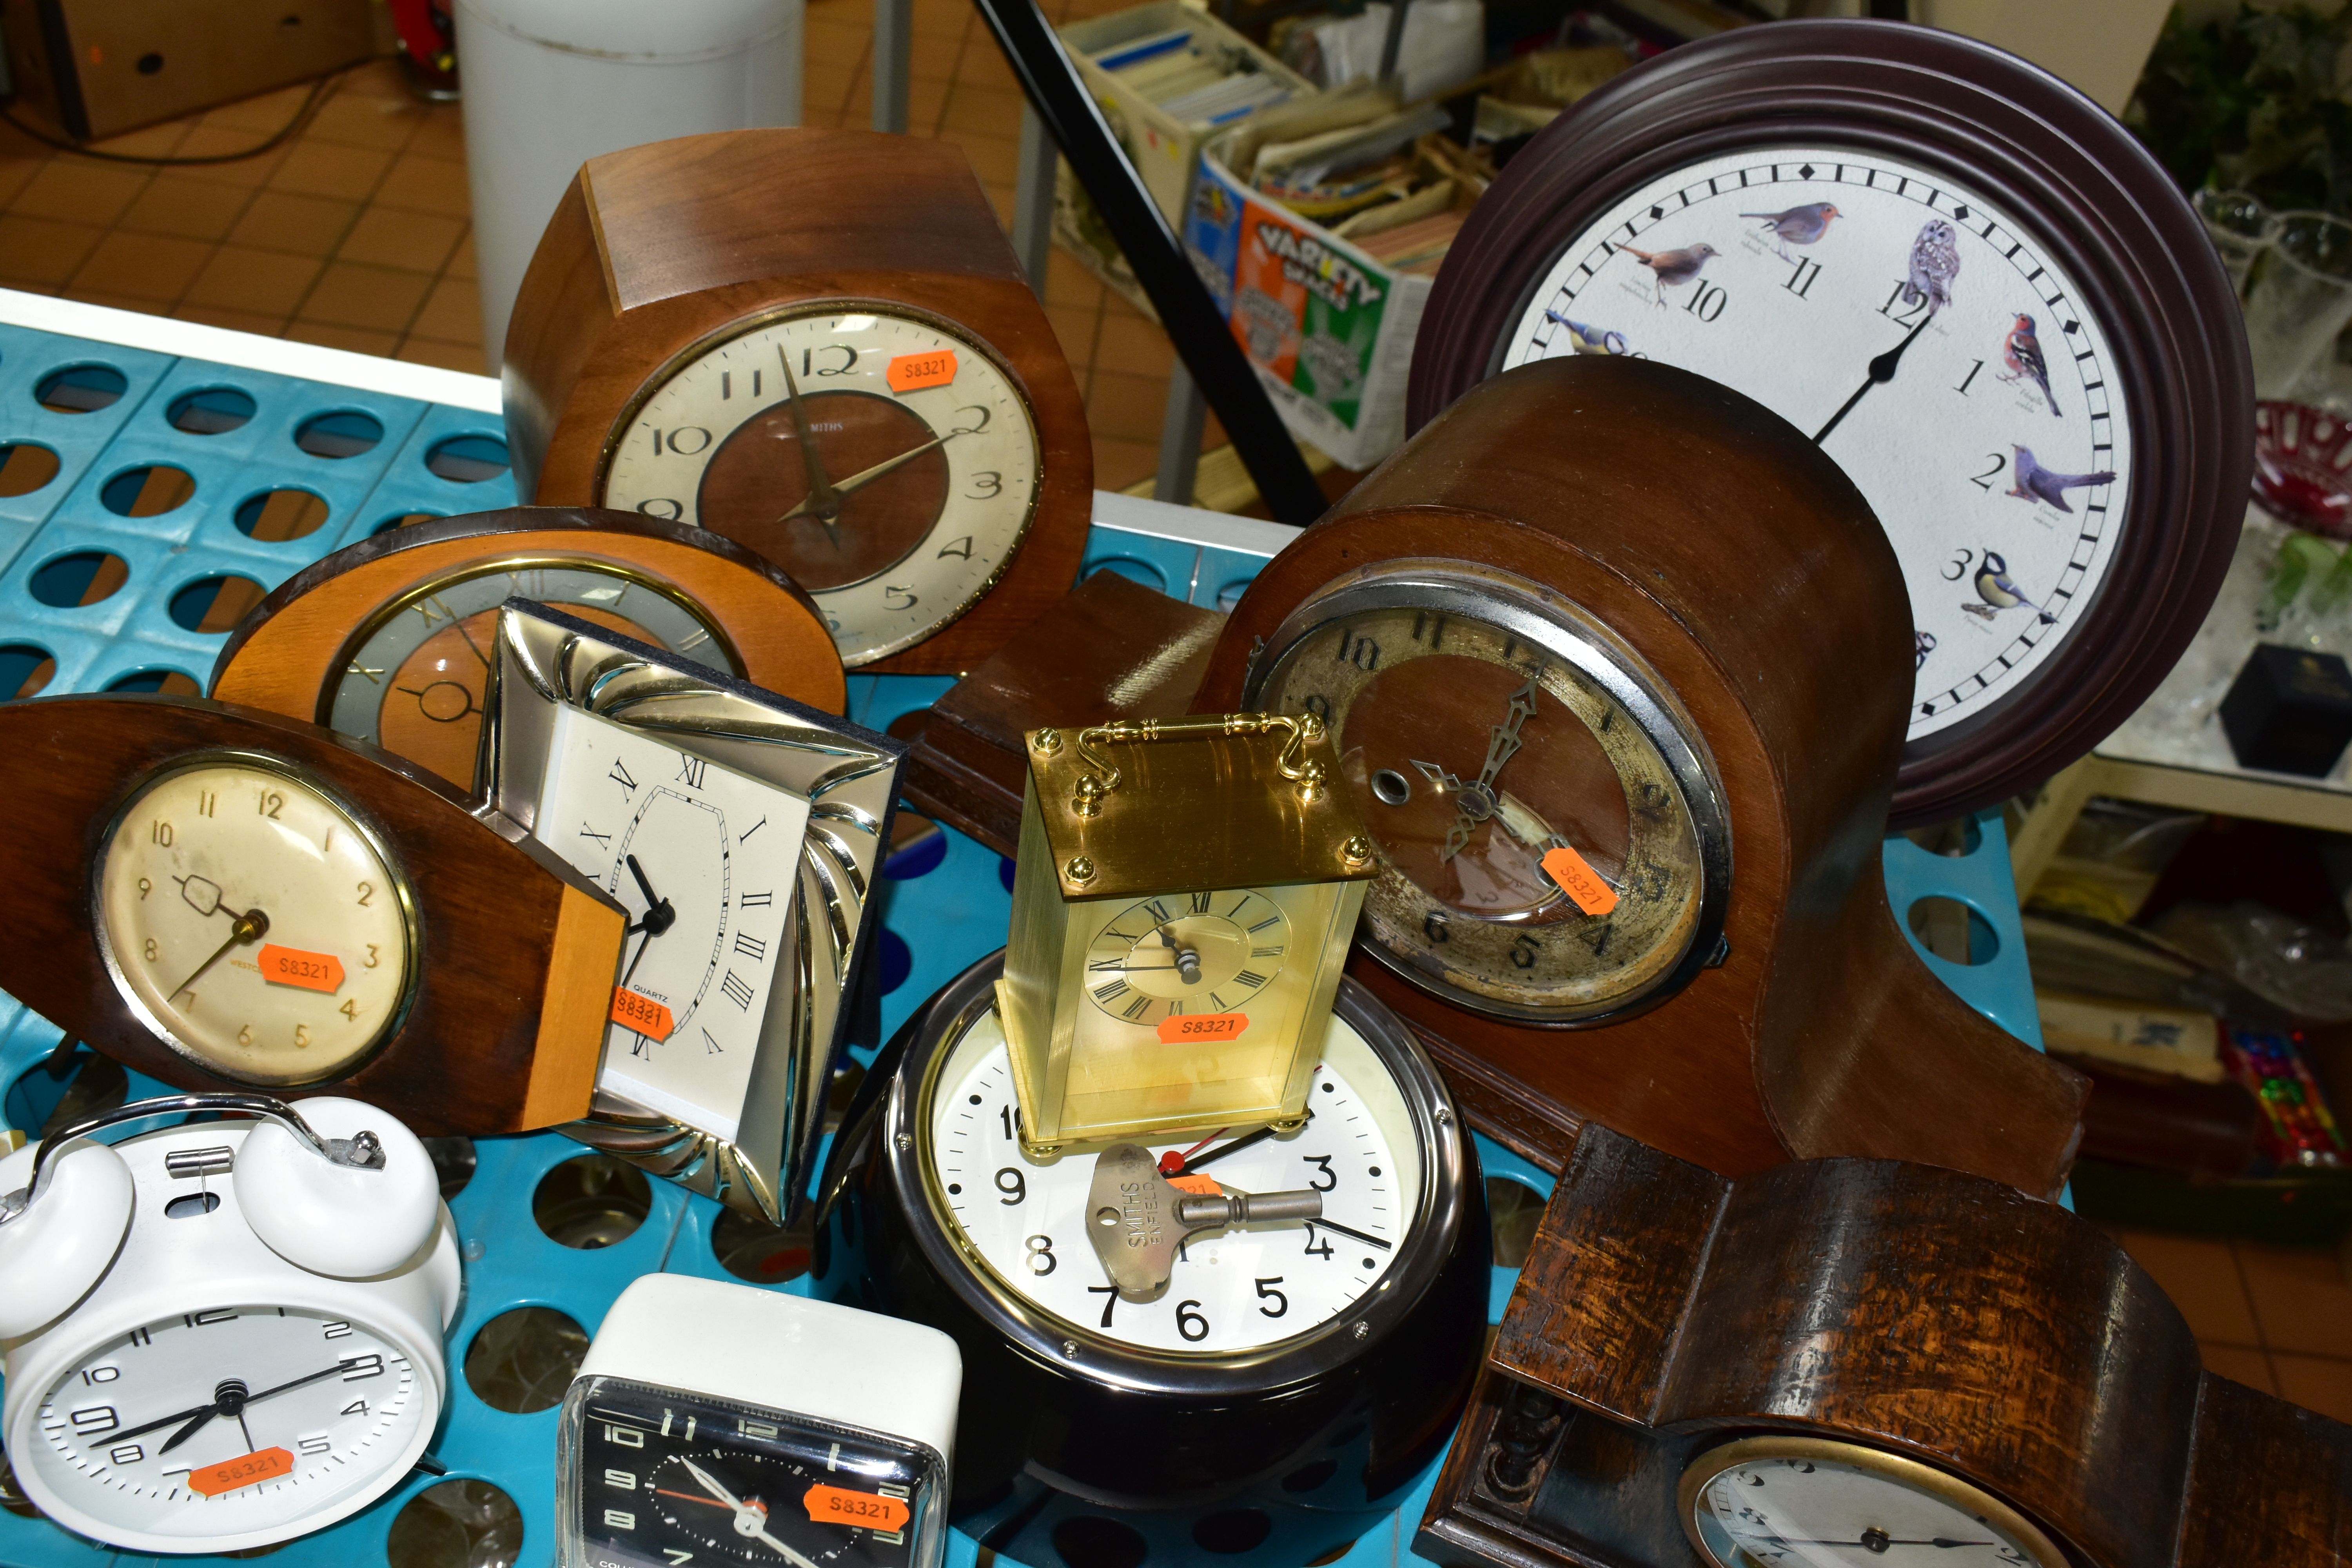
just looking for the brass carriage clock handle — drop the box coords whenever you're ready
[1045,711,1332,818]
[1085,1143,1323,1300]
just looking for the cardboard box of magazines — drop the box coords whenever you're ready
[1184,89,1481,470]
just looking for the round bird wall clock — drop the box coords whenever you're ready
[1412,19,2252,825]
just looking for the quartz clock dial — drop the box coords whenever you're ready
[601,306,1044,667]
[566,1377,933,1568]
[1500,149,2130,743]
[96,760,417,1085]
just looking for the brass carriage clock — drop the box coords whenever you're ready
[998,714,1379,1152]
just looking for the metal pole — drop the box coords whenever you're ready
[873,0,913,133]
[1153,363,1207,506]
[1012,102,1056,298]
[967,0,1326,524]
[1377,0,1413,83]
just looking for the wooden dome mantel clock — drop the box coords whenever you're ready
[504,127,1094,674]
[1415,1125,2351,1568]
[1408,19,2252,826]
[1196,354,2087,1196]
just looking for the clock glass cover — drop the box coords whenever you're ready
[27,1306,426,1541]
[561,1375,944,1568]
[96,760,417,1084]
[1250,562,1729,1022]
[327,559,736,786]
[597,304,1045,666]
[924,1003,1423,1354]
[1498,149,2132,740]
[533,703,811,1139]
[1683,1437,2065,1568]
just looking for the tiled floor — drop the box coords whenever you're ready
[8,20,2352,1428]
[0,0,1200,493]
[2105,1226,2352,1422]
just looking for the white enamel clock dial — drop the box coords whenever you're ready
[599,307,1044,666]
[1686,1442,2063,1568]
[925,1007,1422,1355]
[1501,149,2134,739]
[535,705,811,1139]
[96,762,415,1085]
[27,1307,423,1539]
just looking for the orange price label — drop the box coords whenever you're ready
[1156,1012,1247,1044]
[1167,1173,1222,1196]
[257,945,344,994]
[804,1484,912,1533]
[1540,846,1618,916]
[886,351,958,393]
[610,986,676,1042]
[188,1447,293,1497]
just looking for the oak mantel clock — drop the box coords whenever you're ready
[1416,1125,2351,1568]
[1196,354,2087,1197]
[1408,19,2251,826]
[503,127,1094,674]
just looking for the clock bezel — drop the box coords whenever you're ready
[1679,1434,2070,1568]
[90,750,425,1087]
[593,297,1049,666]
[883,954,1475,1397]
[1406,19,2250,827]
[1243,558,1733,1026]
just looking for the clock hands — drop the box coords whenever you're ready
[165,903,271,1000]
[775,349,846,549]
[113,1363,350,1454]
[1087,1143,1324,1299]
[1767,1536,1993,1552]
[1156,924,1203,985]
[1811,311,1934,445]
[623,854,677,941]
[1440,679,1541,862]
[774,425,977,529]
[679,1457,823,1568]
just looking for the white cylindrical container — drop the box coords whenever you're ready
[454,0,803,369]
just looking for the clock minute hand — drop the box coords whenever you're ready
[165,907,270,999]
[1438,680,1541,864]
[775,426,971,524]
[1812,311,1933,445]
[681,1457,748,1513]
[775,350,845,547]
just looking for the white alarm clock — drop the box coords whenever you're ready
[0,1092,458,1553]
[557,1276,961,1568]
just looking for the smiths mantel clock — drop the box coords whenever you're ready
[815,956,1489,1568]
[1409,19,2251,826]
[1200,354,2087,1196]
[503,127,1093,673]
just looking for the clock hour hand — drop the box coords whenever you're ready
[623,854,676,939]
[1812,311,1933,445]
[147,1362,351,1454]
[681,1457,823,1568]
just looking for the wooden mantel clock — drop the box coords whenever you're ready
[504,127,1094,674]
[1416,1125,2351,1568]
[1194,354,2086,1196]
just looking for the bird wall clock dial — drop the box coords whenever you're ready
[0,695,626,1135]
[482,601,907,1223]
[1409,19,2252,825]
[1198,354,2086,1195]
[813,955,1489,1568]
[504,127,1093,674]
[1415,1125,2352,1568]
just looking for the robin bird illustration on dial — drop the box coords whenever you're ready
[599,307,1045,666]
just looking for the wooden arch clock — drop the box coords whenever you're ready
[503,127,1094,674]
[1407,19,2252,826]
[1419,1125,2351,1568]
[1195,354,2087,1196]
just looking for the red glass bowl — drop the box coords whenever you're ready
[2255,401,2352,537]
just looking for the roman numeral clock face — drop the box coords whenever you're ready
[599,307,1045,666]
[534,706,811,1138]
[1500,149,2135,739]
